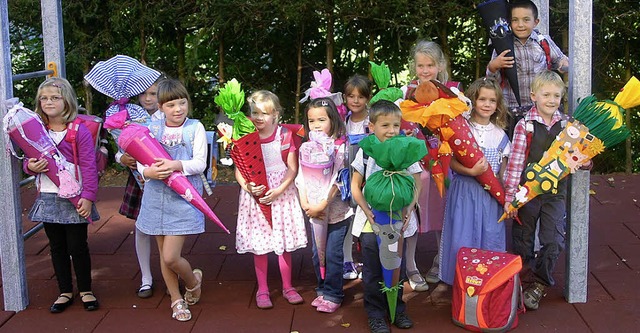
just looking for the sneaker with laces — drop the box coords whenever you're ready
[523,281,546,310]
[368,317,390,333]
[393,312,413,329]
[343,261,359,280]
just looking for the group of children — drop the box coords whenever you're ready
[24,1,581,331]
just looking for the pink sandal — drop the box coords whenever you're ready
[256,291,273,309]
[282,288,303,305]
[311,295,324,307]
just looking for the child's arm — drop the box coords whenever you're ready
[259,150,297,205]
[351,170,375,224]
[487,49,514,73]
[450,156,489,177]
[235,167,266,197]
[502,120,528,218]
[178,122,207,175]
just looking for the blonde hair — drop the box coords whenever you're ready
[531,70,565,94]
[410,40,449,83]
[157,79,192,114]
[465,78,509,129]
[247,90,283,121]
[34,77,78,125]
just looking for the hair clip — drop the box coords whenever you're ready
[321,100,328,106]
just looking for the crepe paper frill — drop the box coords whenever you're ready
[298,131,344,279]
[2,99,89,221]
[214,79,272,225]
[359,134,426,323]
[299,68,344,108]
[400,81,505,205]
[478,0,521,107]
[368,61,404,106]
[500,77,638,221]
[84,55,161,189]
[117,123,229,233]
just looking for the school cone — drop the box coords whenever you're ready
[3,101,91,222]
[118,123,230,234]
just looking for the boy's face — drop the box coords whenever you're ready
[138,84,159,112]
[531,83,563,118]
[510,7,539,42]
[368,114,401,143]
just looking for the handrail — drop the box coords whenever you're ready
[12,69,54,82]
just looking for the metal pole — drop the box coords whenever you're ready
[565,0,592,304]
[0,0,30,312]
[533,0,549,34]
[41,0,66,78]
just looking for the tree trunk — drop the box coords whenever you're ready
[368,30,375,80]
[326,1,334,73]
[139,0,147,64]
[295,24,304,124]
[176,27,186,84]
[218,33,225,84]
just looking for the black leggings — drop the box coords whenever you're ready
[43,223,92,293]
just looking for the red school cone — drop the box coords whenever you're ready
[118,123,230,234]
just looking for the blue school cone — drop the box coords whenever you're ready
[371,208,405,323]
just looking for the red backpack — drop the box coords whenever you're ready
[65,114,108,178]
[452,247,524,332]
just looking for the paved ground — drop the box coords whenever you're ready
[0,173,639,332]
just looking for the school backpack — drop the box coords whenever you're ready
[452,247,523,333]
[65,114,108,178]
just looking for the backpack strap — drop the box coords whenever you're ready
[405,79,420,101]
[535,32,553,70]
[65,118,83,180]
[279,125,293,165]
[523,120,534,165]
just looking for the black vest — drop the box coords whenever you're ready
[520,120,568,195]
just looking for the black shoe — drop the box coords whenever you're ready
[368,317,390,333]
[50,294,73,313]
[137,284,153,299]
[394,312,414,329]
[80,292,99,311]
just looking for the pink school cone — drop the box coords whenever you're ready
[7,117,92,222]
[118,124,230,234]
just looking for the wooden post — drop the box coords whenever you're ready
[565,0,592,304]
[0,0,29,312]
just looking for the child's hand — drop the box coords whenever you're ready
[364,209,376,225]
[76,198,92,219]
[27,157,48,173]
[146,160,173,180]
[304,202,327,219]
[401,205,415,232]
[246,182,266,197]
[503,202,518,219]
[470,157,489,176]
[489,49,514,71]
[579,159,593,170]
[154,158,182,172]
[120,153,137,169]
[259,187,283,205]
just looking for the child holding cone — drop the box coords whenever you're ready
[24,78,100,313]
[135,79,205,321]
[235,90,307,309]
[296,97,353,313]
[439,77,511,286]
[351,100,421,333]
[502,71,571,311]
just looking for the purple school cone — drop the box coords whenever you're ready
[310,220,328,279]
[478,0,522,107]
[3,104,91,223]
[118,124,230,234]
[371,208,405,323]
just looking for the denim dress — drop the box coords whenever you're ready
[135,119,205,236]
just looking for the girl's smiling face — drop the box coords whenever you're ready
[307,107,332,136]
[345,88,368,115]
[250,105,277,133]
[472,87,498,125]
[160,98,188,126]
[415,53,440,83]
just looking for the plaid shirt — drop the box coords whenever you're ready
[503,106,565,203]
[487,30,568,109]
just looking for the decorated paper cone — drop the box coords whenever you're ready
[447,116,505,205]
[3,103,91,222]
[310,221,328,279]
[118,124,230,233]
[478,0,521,107]
[229,131,272,225]
[371,208,404,324]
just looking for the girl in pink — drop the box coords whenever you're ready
[235,90,307,309]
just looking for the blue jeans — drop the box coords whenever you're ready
[360,232,407,319]
[311,216,351,303]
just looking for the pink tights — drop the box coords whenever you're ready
[254,252,293,293]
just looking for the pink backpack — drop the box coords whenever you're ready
[65,114,108,178]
